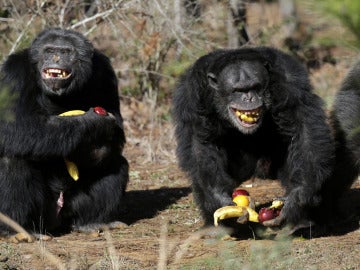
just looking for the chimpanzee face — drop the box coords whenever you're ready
[208,60,271,134]
[30,29,94,96]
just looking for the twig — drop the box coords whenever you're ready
[104,230,120,270]
[59,0,71,28]
[0,211,67,270]
[9,0,46,54]
[0,212,32,239]
[157,222,168,270]
[9,15,35,54]
[0,18,15,22]
[70,0,125,30]
[153,0,187,50]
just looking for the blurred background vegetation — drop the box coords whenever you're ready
[1,0,359,103]
[0,0,359,161]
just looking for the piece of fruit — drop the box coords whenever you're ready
[232,188,249,198]
[258,207,278,223]
[58,110,85,180]
[58,110,85,116]
[246,207,259,223]
[213,205,248,226]
[232,195,250,207]
[214,188,263,225]
[213,203,260,225]
[93,106,108,116]
[269,199,284,209]
[64,159,79,181]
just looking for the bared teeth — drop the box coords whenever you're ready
[49,68,61,73]
[43,68,70,79]
[234,109,260,124]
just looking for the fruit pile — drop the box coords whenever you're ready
[213,188,284,226]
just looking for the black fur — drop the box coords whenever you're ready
[0,28,128,233]
[330,60,360,190]
[172,47,338,227]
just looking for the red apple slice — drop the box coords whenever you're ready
[232,189,249,198]
[94,106,108,116]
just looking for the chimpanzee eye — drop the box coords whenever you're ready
[60,48,72,54]
[44,48,55,54]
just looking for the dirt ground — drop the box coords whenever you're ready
[0,149,359,270]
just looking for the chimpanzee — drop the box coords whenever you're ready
[172,47,352,231]
[0,28,128,236]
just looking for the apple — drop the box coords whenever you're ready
[94,106,108,116]
[232,195,250,207]
[232,188,249,198]
[258,207,279,223]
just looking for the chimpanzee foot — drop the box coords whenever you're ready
[7,232,36,243]
[72,221,128,233]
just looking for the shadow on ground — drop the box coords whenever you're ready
[291,187,360,239]
[120,187,192,225]
[119,186,359,239]
[330,187,360,234]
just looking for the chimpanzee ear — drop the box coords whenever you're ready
[207,72,218,90]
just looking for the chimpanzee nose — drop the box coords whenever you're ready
[53,55,60,62]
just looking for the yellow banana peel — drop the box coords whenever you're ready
[214,193,261,226]
[214,205,248,226]
[64,159,79,181]
[59,110,85,181]
[246,207,259,222]
[233,195,259,222]
[59,110,85,116]
[213,204,259,225]
[269,199,284,209]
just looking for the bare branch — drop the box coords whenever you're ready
[8,0,47,54]
[70,0,125,30]
[0,18,15,22]
[59,0,71,28]
[9,15,35,54]
[0,212,32,238]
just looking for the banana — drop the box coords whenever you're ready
[59,110,85,116]
[213,205,248,226]
[269,199,284,209]
[214,193,260,226]
[246,207,259,222]
[214,204,259,225]
[59,110,85,180]
[233,195,259,223]
[64,159,79,181]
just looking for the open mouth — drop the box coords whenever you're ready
[232,107,261,125]
[42,68,71,79]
